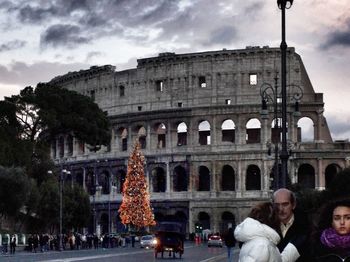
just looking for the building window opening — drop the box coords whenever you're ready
[178,102,183,107]
[177,122,187,146]
[221,165,235,191]
[225,99,231,105]
[138,126,147,149]
[156,80,164,92]
[90,90,95,101]
[157,123,166,149]
[199,76,207,88]
[246,165,261,190]
[119,85,125,96]
[138,106,142,111]
[221,119,235,143]
[249,74,257,85]
[152,167,166,192]
[198,120,211,145]
[246,118,261,144]
[297,164,315,189]
[198,166,210,191]
[173,165,188,191]
[66,135,73,155]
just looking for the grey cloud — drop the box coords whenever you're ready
[0,40,26,52]
[40,24,91,48]
[326,115,350,140]
[0,61,90,87]
[205,26,237,46]
[322,18,350,49]
[19,4,57,23]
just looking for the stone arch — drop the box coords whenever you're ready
[151,166,166,192]
[154,212,165,223]
[246,118,261,144]
[221,165,235,191]
[297,117,314,142]
[198,120,211,145]
[138,126,147,149]
[198,165,210,191]
[221,119,235,143]
[117,127,128,151]
[58,136,64,157]
[197,212,210,230]
[116,169,126,193]
[155,123,167,149]
[173,165,188,192]
[177,122,187,146]
[246,164,261,190]
[75,169,84,187]
[325,163,341,189]
[271,118,282,144]
[100,213,109,235]
[220,211,235,233]
[297,163,315,189]
[98,170,110,194]
[67,134,73,156]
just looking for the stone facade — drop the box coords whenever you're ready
[49,46,350,235]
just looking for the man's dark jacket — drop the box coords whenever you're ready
[277,211,311,262]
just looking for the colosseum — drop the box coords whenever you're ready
[49,46,350,236]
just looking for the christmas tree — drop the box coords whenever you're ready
[118,140,156,229]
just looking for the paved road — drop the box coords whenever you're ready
[0,243,240,262]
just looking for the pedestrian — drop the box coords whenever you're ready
[311,198,350,261]
[273,188,311,261]
[10,234,16,254]
[224,227,236,262]
[234,201,299,262]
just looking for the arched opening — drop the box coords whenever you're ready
[221,165,235,191]
[67,135,73,156]
[100,213,109,235]
[118,127,128,151]
[173,165,188,192]
[138,126,147,149]
[98,170,110,194]
[117,169,126,193]
[177,122,187,146]
[85,171,95,195]
[59,136,64,158]
[156,123,166,149]
[198,212,210,230]
[154,212,165,223]
[271,118,282,144]
[75,171,84,187]
[221,119,235,143]
[198,120,211,145]
[198,166,210,191]
[325,164,341,189]
[297,117,314,142]
[246,118,261,144]
[297,164,315,189]
[152,167,166,192]
[220,211,235,233]
[246,165,261,190]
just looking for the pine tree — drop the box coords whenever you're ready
[118,141,155,229]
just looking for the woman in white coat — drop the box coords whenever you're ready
[234,202,300,262]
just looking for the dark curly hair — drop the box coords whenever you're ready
[248,202,280,233]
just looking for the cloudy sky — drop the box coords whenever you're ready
[0,0,349,139]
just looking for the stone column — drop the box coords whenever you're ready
[166,162,171,194]
[317,157,324,190]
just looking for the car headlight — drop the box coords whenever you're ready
[152,239,157,245]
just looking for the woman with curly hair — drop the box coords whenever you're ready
[311,198,350,261]
[234,202,300,262]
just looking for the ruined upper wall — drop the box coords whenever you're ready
[48,46,321,117]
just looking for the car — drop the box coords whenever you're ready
[140,235,157,249]
[207,235,223,247]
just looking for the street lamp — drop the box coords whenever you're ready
[278,0,294,188]
[260,75,303,189]
[48,169,70,251]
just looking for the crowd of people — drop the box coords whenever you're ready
[231,188,350,262]
[23,233,136,253]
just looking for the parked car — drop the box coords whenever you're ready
[140,235,157,249]
[207,235,223,247]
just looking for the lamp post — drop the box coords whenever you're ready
[48,168,70,251]
[278,0,293,188]
[260,75,302,189]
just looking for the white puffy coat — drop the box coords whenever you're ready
[234,217,300,262]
